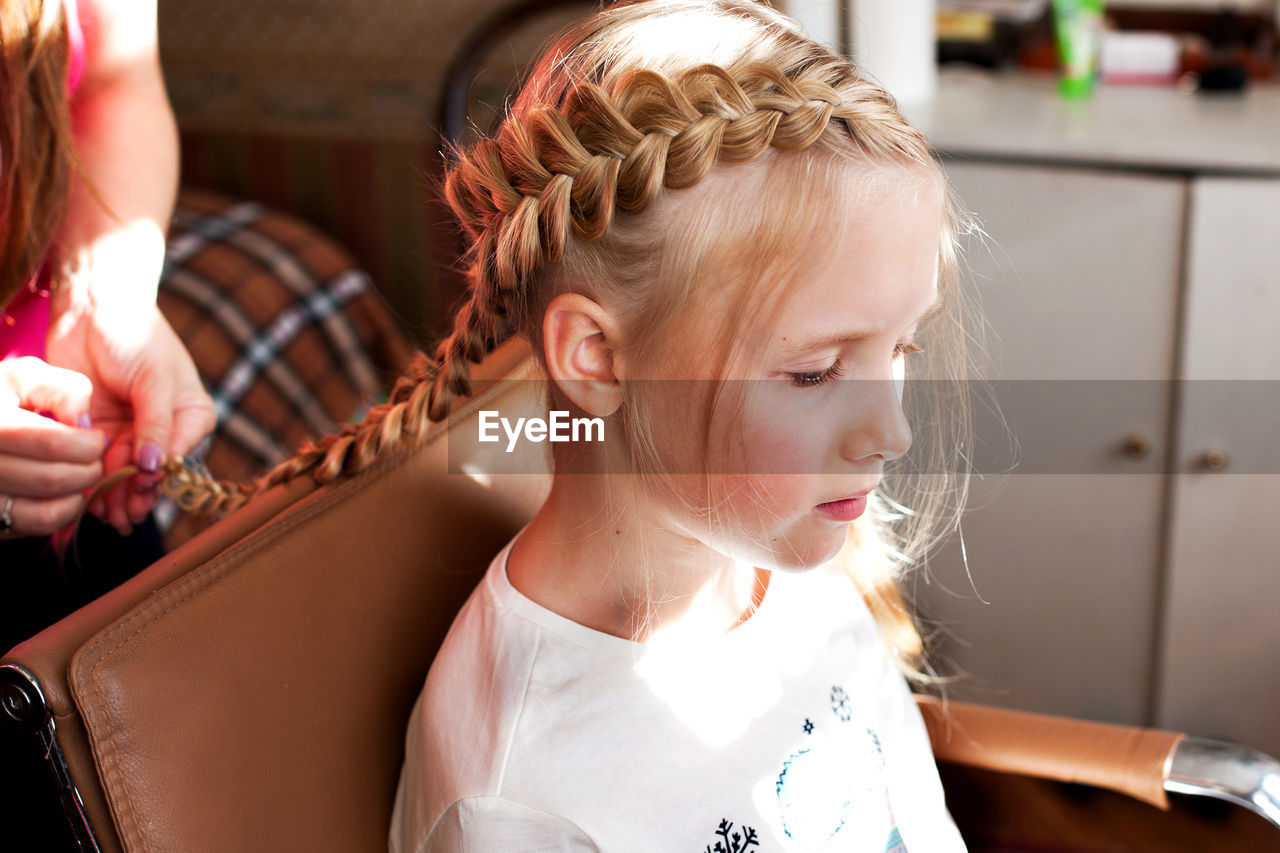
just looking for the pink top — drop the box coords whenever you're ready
[0,0,88,360]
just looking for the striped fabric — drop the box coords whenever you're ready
[176,133,467,346]
[157,188,412,544]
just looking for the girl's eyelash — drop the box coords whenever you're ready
[895,342,924,357]
[786,344,920,387]
[788,360,844,388]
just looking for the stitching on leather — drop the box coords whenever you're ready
[71,356,541,845]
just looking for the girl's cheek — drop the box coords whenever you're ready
[709,473,814,543]
[735,412,826,477]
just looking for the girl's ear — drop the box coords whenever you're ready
[542,292,625,417]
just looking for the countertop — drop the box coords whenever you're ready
[905,68,1280,176]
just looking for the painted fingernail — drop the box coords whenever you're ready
[78,413,93,429]
[139,442,162,473]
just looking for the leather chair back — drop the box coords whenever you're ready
[2,340,549,853]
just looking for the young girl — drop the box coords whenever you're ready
[381,0,973,849]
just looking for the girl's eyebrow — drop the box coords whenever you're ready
[780,296,944,353]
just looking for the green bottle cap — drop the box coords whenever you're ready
[1059,75,1095,99]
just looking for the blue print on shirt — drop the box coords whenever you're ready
[774,685,909,853]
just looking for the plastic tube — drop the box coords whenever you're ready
[1051,0,1106,99]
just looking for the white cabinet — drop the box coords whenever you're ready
[923,162,1280,755]
[1157,177,1280,752]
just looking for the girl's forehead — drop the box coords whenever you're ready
[778,204,942,324]
[654,152,943,259]
[745,175,943,350]
[618,154,945,368]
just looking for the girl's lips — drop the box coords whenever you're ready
[815,495,868,522]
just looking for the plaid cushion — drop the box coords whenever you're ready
[157,187,412,543]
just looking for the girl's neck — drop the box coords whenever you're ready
[507,475,768,644]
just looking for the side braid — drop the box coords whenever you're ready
[162,55,923,517]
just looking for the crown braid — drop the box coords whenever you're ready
[438,61,925,412]
[166,25,930,515]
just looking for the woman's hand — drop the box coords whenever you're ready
[46,0,211,535]
[46,300,215,536]
[42,0,209,536]
[0,358,106,538]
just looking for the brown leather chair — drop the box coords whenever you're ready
[3,340,1278,852]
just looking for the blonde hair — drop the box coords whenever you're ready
[172,0,973,673]
[0,0,75,307]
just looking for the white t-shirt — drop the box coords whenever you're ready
[390,538,966,853]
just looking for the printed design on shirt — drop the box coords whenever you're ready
[883,828,908,853]
[830,686,853,722]
[700,818,760,853]
[774,685,909,853]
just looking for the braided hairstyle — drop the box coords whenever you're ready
[174,0,973,671]
[442,0,936,402]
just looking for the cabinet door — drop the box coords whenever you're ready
[1157,176,1280,755]
[922,161,1183,724]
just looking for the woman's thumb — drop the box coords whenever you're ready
[130,371,175,473]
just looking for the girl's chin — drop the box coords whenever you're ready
[749,530,850,574]
[688,516,851,573]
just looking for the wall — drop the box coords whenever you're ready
[159,0,591,344]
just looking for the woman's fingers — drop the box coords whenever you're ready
[125,475,161,526]
[0,362,109,539]
[127,315,216,473]
[0,451,103,497]
[123,393,216,524]
[168,392,217,461]
[101,430,136,536]
[0,408,105,498]
[0,493,89,539]
[0,405,107,466]
[118,318,215,528]
[0,356,95,426]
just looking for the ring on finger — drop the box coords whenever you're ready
[0,494,14,535]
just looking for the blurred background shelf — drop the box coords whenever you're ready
[918,68,1280,174]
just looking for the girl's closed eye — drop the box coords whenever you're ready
[787,360,844,388]
[787,343,921,387]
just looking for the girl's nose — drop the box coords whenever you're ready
[838,377,913,464]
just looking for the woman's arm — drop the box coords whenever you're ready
[55,0,176,311]
[47,0,213,534]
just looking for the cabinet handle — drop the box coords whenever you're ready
[1200,447,1229,471]
[1122,433,1151,459]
